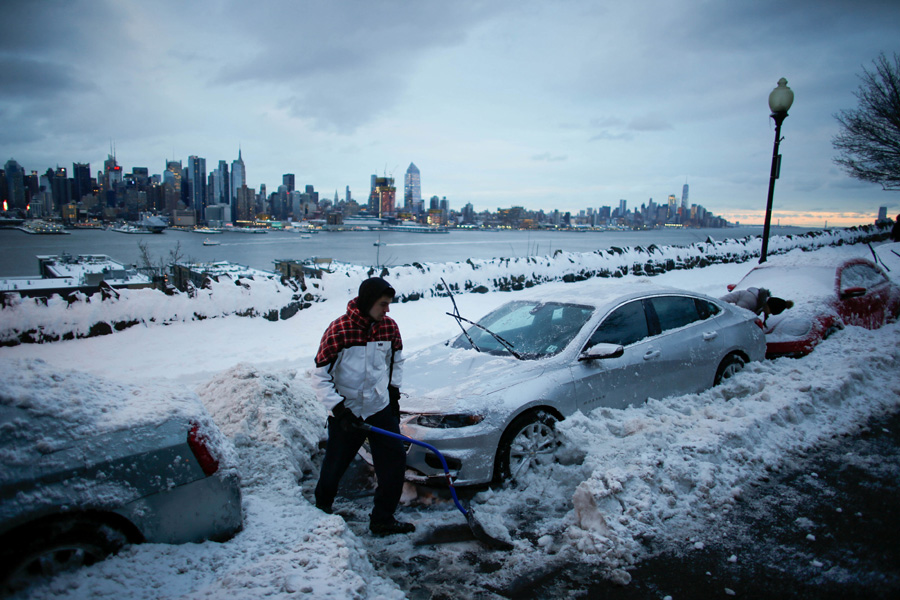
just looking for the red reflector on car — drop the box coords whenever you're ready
[755,318,765,330]
[188,423,220,476]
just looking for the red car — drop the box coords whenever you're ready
[726,257,900,357]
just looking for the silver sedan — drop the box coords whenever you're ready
[397,281,767,486]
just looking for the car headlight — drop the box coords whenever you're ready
[774,317,813,337]
[415,413,485,428]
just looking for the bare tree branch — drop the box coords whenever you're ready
[832,52,900,191]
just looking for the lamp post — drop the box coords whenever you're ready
[759,77,794,263]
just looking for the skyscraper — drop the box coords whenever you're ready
[164,160,183,214]
[283,174,295,193]
[4,159,26,211]
[231,149,246,202]
[72,162,92,203]
[187,155,207,217]
[404,163,421,211]
[104,154,123,190]
[373,177,396,217]
[682,182,689,210]
[216,160,230,205]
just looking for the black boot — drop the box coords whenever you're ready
[370,518,415,536]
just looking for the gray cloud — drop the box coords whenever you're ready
[628,115,672,132]
[0,57,85,99]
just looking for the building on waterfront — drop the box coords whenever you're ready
[4,159,27,212]
[186,155,207,219]
[230,149,246,203]
[0,253,152,299]
[235,184,255,222]
[371,176,395,218]
[283,173,295,193]
[72,162,92,204]
[404,163,421,213]
[163,160,183,214]
[682,182,689,211]
[213,160,230,207]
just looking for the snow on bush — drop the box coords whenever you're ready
[0,224,889,347]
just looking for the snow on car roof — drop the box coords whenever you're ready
[735,264,836,302]
[507,277,704,309]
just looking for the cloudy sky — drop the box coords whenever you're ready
[2,0,898,227]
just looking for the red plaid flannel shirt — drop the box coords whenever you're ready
[315,298,403,369]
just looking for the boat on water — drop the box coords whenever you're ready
[110,224,156,234]
[194,227,222,235]
[203,238,220,246]
[385,223,449,234]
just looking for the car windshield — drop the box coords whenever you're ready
[451,301,594,359]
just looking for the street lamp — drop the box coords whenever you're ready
[759,77,794,263]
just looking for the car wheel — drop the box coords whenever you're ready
[714,353,746,386]
[494,410,559,483]
[2,518,129,593]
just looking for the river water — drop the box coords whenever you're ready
[0,226,817,277]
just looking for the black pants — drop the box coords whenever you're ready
[314,404,406,524]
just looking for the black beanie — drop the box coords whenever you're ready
[357,277,395,315]
[767,297,791,315]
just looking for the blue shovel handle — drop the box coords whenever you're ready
[359,423,469,517]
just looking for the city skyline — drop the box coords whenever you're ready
[2,1,899,227]
[3,150,733,227]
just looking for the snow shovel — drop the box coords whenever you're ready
[356,422,514,551]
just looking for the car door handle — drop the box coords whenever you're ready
[643,349,661,360]
[703,332,718,341]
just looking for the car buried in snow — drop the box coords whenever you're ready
[725,256,900,358]
[0,362,243,593]
[389,280,767,487]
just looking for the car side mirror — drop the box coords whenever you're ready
[579,343,625,361]
[840,286,867,299]
[726,284,736,292]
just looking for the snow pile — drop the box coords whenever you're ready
[195,363,325,488]
[559,321,900,571]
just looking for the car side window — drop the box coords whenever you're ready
[695,298,721,319]
[587,300,649,347]
[649,295,702,333]
[840,263,887,291]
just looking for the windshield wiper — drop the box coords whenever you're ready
[441,278,524,360]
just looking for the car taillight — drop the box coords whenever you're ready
[188,423,220,476]
[754,318,765,330]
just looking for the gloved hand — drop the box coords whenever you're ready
[388,386,401,419]
[332,400,363,432]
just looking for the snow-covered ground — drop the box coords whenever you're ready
[1,240,898,599]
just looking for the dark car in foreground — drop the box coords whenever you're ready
[726,256,900,357]
[0,359,242,593]
[387,281,766,487]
